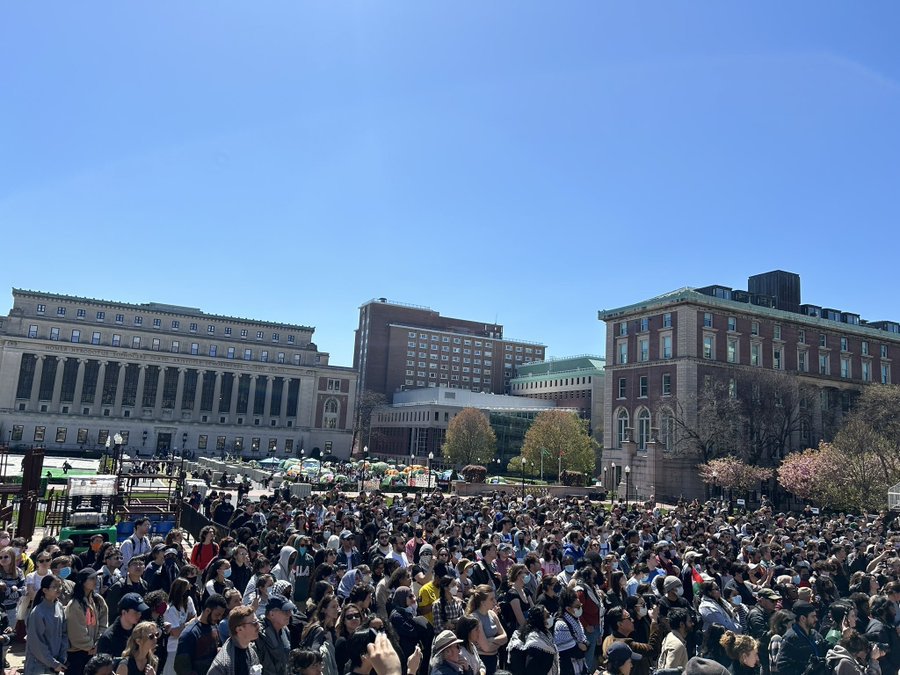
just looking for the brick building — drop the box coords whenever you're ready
[0,289,357,458]
[598,271,900,502]
[353,298,547,400]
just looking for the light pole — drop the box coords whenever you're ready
[428,451,434,491]
[624,465,631,507]
[362,445,368,493]
[611,462,617,500]
[603,466,608,493]
[520,456,526,499]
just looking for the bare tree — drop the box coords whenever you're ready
[669,378,747,463]
[737,370,813,465]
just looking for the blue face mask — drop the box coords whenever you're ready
[523,574,532,585]
[223,567,232,579]
[298,547,307,556]
[58,567,72,580]
[565,565,575,574]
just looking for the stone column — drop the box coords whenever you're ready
[173,368,187,414]
[136,365,148,409]
[246,375,258,422]
[29,355,45,409]
[153,366,166,415]
[279,378,290,421]
[114,362,127,411]
[211,371,223,418]
[93,361,108,411]
[50,357,67,409]
[73,359,87,409]
[229,372,240,418]
[193,370,206,417]
[297,376,316,427]
[645,438,659,502]
[263,376,274,419]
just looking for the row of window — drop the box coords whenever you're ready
[405,372,488,384]
[33,305,299,343]
[404,331,543,358]
[511,376,593,390]
[617,374,672,399]
[28,326,316,365]
[613,407,675,451]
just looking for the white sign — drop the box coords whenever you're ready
[811,507,820,515]
[736,499,746,506]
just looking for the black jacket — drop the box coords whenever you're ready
[775,625,827,675]
[255,618,291,675]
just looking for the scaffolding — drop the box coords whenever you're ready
[890,482,900,511]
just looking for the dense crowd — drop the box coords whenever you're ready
[9,481,900,675]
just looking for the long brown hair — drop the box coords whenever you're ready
[466,584,495,614]
[0,546,18,577]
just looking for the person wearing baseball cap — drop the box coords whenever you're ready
[97,592,148,658]
[606,641,642,675]
[775,602,826,675]
[256,595,296,675]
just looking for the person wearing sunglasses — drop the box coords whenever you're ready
[207,605,261,675]
[24,553,54,610]
[257,595,297,675]
[116,620,159,675]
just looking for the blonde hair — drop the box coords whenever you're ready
[122,621,160,668]
[720,630,758,661]
[0,547,17,576]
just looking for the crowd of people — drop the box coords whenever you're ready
[8,482,900,675]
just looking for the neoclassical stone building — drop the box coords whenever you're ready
[0,289,356,458]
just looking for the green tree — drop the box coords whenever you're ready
[518,410,598,479]
[442,407,497,467]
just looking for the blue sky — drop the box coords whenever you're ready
[2,3,900,367]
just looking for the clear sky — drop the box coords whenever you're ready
[3,3,900,367]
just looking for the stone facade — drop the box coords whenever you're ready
[0,289,356,459]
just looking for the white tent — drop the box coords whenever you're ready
[889,482,900,511]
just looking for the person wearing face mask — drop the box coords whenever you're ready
[575,566,605,674]
[203,559,234,603]
[293,536,315,605]
[507,606,560,675]
[49,556,75,606]
[554,588,588,675]
[389,586,431,670]
[79,535,105,571]
[558,555,577,588]
[501,564,533,632]
[433,576,465,632]
[724,586,750,634]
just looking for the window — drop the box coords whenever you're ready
[226,347,235,359]
[224,327,232,336]
[703,335,714,360]
[882,345,889,359]
[191,343,199,355]
[820,333,827,348]
[751,342,761,366]
[71,329,80,343]
[728,379,737,398]
[91,331,101,345]
[660,411,675,450]
[171,320,179,329]
[152,318,161,328]
[840,337,848,352]
[662,335,672,359]
[132,336,141,348]
[616,410,629,448]
[327,379,342,391]
[243,349,252,360]
[663,313,672,328]
[277,352,285,363]
[189,323,197,332]
[260,351,268,363]
[751,321,759,336]
[618,342,628,365]
[323,398,339,429]
[238,329,247,338]
[50,327,60,341]
[57,306,66,316]
[134,316,142,325]
[728,317,736,332]
[28,325,38,338]
[639,317,649,332]
[76,309,85,319]
[34,426,46,442]
[840,357,850,378]
[773,348,782,370]
[861,341,869,356]
[207,325,215,334]
[115,314,124,324]
[727,339,738,363]
[36,304,46,314]
[171,340,180,353]
[96,311,105,321]
[639,338,649,362]
[703,313,713,328]
[638,409,651,449]
[862,361,871,382]
[882,364,891,384]
[151,338,160,351]
[618,322,628,337]
[209,345,217,357]
[256,331,264,340]
[639,376,648,397]
[819,354,829,375]
[662,373,672,396]
[112,334,121,347]
[798,329,806,344]
[272,333,279,342]
[798,351,807,372]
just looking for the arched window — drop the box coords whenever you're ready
[638,408,651,450]
[659,408,675,451]
[616,409,629,448]
[323,398,339,429]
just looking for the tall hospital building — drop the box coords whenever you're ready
[0,289,356,458]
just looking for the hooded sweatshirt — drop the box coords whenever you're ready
[826,645,869,675]
[272,546,297,585]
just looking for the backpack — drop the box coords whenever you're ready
[497,591,518,635]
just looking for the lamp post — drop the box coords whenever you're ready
[362,445,368,493]
[520,456,526,499]
[624,465,631,507]
[603,466,608,493]
[611,462,616,499]
[428,451,434,491]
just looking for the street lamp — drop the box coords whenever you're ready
[362,445,369,492]
[611,462,617,500]
[624,465,631,507]
[520,456,527,499]
[428,451,434,491]
[603,466,608,492]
